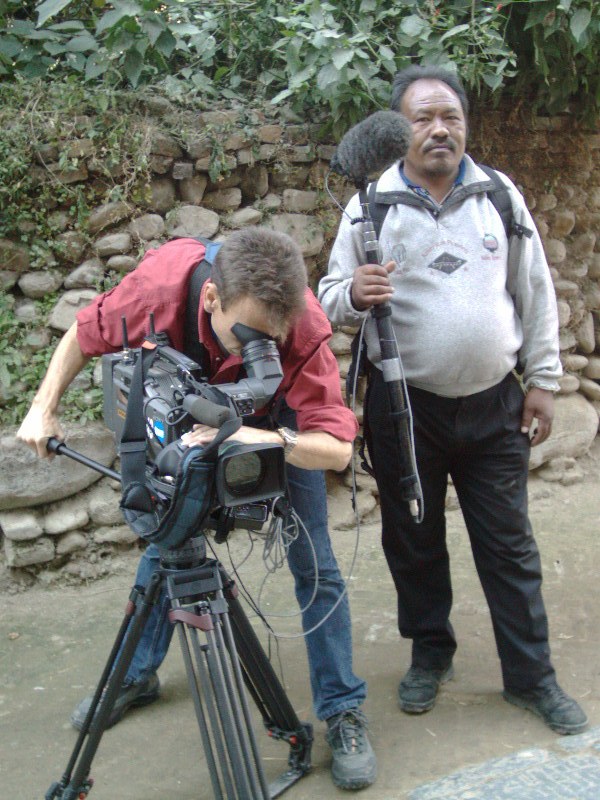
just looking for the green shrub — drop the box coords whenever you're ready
[1,2,598,132]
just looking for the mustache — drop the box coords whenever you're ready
[424,138,456,153]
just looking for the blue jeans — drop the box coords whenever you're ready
[124,462,366,720]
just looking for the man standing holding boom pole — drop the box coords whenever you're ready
[319,65,588,736]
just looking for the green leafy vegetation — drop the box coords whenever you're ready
[0,80,152,246]
[506,0,600,119]
[1,2,598,131]
[0,80,155,424]
[0,1,598,426]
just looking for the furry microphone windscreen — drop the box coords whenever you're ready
[330,110,412,186]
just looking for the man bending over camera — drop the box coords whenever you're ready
[17,227,376,792]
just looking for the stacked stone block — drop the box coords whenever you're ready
[0,103,598,583]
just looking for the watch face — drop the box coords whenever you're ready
[279,427,297,451]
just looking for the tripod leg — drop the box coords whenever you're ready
[170,597,269,799]
[204,621,264,799]
[176,622,229,800]
[221,573,299,731]
[223,580,313,797]
[46,572,164,800]
[166,560,312,799]
[220,609,271,798]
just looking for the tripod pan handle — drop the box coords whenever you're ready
[46,436,122,483]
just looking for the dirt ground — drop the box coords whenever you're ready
[1,440,599,800]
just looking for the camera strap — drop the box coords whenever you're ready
[184,236,223,371]
[119,345,157,510]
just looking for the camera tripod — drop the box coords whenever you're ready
[45,442,313,800]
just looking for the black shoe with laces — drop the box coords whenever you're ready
[398,663,454,714]
[326,709,377,790]
[503,682,588,735]
[70,674,160,731]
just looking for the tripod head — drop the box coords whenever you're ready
[158,534,207,570]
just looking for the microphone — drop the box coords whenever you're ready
[330,110,412,188]
[330,110,423,522]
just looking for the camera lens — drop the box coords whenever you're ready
[224,451,265,496]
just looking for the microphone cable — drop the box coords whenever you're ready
[220,496,363,641]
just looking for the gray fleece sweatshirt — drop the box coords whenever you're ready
[318,155,561,397]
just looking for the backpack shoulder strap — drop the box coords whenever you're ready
[184,237,222,372]
[367,178,389,240]
[369,167,528,241]
[477,164,513,239]
[477,164,532,240]
[346,180,387,410]
[346,183,377,401]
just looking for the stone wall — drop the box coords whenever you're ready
[1,102,598,587]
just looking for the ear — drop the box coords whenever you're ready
[203,281,220,313]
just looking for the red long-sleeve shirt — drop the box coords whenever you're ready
[77,238,357,441]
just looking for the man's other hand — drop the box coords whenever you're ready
[16,406,64,459]
[351,261,395,311]
[521,387,554,446]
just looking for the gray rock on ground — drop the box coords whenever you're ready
[529,393,599,470]
[0,425,116,510]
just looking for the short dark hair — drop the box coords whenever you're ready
[390,65,469,119]
[212,227,307,333]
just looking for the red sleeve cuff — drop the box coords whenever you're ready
[295,404,358,442]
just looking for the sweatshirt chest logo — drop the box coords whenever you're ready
[483,233,499,251]
[427,252,467,275]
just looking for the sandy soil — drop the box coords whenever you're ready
[1,441,599,800]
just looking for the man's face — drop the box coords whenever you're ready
[204,285,288,356]
[400,78,467,184]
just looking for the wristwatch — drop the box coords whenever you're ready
[277,426,298,457]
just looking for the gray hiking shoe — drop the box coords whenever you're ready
[326,709,377,790]
[503,682,588,735]
[398,663,454,714]
[70,674,160,731]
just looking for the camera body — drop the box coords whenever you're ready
[102,342,212,460]
[101,325,288,541]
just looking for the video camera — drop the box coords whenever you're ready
[101,315,288,545]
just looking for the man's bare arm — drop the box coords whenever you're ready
[17,322,90,458]
[182,426,352,472]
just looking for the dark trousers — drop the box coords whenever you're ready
[366,368,556,691]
